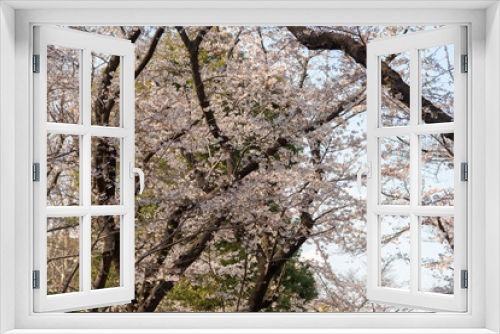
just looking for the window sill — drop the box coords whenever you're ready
[4,329,498,334]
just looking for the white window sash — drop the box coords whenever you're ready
[366,25,468,312]
[33,26,136,313]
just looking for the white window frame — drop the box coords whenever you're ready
[365,26,468,312]
[33,26,136,312]
[0,1,499,333]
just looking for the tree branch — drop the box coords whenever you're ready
[286,26,454,139]
[138,216,224,312]
[175,26,239,176]
[237,91,365,181]
[135,27,165,79]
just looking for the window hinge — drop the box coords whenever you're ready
[33,163,40,182]
[33,54,40,73]
[461,54,468,73]
[461,270,468,289]
[33,270,40,289]
[461,162,468,181]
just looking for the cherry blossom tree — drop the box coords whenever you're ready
[46,26,455,312]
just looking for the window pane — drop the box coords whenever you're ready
[380,51,410,127]
[47,45,81,124]
[421,216,454,294]
[421,44,454,124]
[91,52,121,127]
[421,134,454,206]
[380,136,410,205]
[91,137,121,205]
[380,215,410,290]
[47,217,80,294]
[47,134,80,206]
[91,215,121,290]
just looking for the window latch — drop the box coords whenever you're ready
[357,162,372,194]
[129,162,145,195]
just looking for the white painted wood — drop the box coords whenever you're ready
[46,123,129,138]
[371,123,454,138]
[365,24,380,311]
[32,23,49,314]
[484,3,500,333]
[0,2,17,333]
[3,0,497,10]
[89,126,130,138]
[33,26,131,57]
[1,329,498,334]
[412,123,455,135]
[451,27,468,311]
[371,205,411,215]
[120,46,135,297]
[81,46,92,298]
[368,26,466,56]
[411,206,455,217]
[9,6,488,333]
[371,126,411,137]
[46,206,130,217]
[33,26,135,313]
[372,205,454,217]
[366,26,467,312]
[409,46,420,297]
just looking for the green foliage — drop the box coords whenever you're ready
[90,251,120,289]
[266,259,318,312]
[167,277,230,312]
[266,200,281,213]
[164,242,318,312]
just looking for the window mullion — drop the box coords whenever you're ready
[409,47,420,294]
[82,47,91,210]
[81,47,92,294]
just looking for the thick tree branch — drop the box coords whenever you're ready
[245,123,327,312]
[286,26,454,137]
[138,216,224,312]
[175,26,238,176]
[245,210,315,312]
[135,27,165,79]
[175,26,225,141]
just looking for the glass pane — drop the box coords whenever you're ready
[47,45,81,124]
[91,215,121,290]
[421,44,454,124]
[47,134,80,206]
[421,134,454,206]
[91,51,121,127]
[380,215,410,290]
[421,216,454,294]
[380,51,410,127]
[91,137,121,205]
[47,217,80,294]
[380,136,410,205]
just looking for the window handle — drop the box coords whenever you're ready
[129,162,145,195]
[357,162,372,194]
